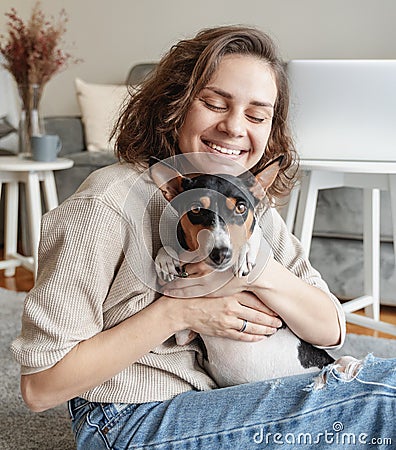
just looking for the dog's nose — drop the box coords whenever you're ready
[209,247,232,266]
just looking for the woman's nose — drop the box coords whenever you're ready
[217,111,247,137]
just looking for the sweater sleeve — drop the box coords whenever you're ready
[11,197,126,374]
[259,207,346,350]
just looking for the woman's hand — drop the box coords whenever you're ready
[163,264,243,298]
[160,253,284,341]
[169,290,283,342]
[161,253,341,347]
[161,250,250,298]
[161,245,271,299]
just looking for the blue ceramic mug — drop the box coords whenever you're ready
[31,134,62,162]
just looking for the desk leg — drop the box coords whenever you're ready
[4,181,19,277]
[389,174,396,265]
[25,172,42,279]
[293,171,319,256]
[363,188,380,321]
[294,170,345,256]
[41,170,59,211]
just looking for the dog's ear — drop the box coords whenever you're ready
[247,155,284,201]
[149,157,186,202]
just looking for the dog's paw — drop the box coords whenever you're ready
[155,246,180,282]
[234,226,262,277]
[235,257,253,277]
[234,245,254,277]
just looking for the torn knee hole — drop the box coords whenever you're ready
[307,356,363,391]
[333,356,362,378]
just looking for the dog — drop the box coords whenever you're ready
[149,156,334,387]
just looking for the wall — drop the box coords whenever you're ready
[1,0,395,116]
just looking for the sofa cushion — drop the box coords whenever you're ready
[54,152,117,203]
[43,116,85,156]
[0,116,16,138]
[75,78,130,153]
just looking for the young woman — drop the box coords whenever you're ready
[12,26,396,449]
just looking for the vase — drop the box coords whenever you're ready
[17,83,45,158]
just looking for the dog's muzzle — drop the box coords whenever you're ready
[209,246,232,266]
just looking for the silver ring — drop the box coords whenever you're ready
[239,319,248,333]
[179,265,189,278]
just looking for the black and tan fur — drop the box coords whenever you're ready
[150,156,281,279]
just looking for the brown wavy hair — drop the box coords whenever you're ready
[114,25,298,200]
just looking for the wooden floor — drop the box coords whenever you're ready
[344,308,396,340]
[1,261,396,340]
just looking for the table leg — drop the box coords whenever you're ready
[25,172,42,279]
[363,188,380,321]
[294,170,345,256]
[293,171,319,255]
[41,170,59,211]
[4,181,19,277]
[389,174,396,265]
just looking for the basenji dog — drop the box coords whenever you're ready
[150,156,334,387]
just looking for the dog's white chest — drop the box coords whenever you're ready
[202,329,319,387]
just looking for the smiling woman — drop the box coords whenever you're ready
[10,25,396,450]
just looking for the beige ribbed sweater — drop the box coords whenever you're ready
[11,162,345,404]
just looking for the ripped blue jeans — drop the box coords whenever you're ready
[69,355,396,449]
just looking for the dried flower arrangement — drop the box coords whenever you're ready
[0,1,80,152]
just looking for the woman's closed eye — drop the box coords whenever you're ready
[246,109,272,124]
[201,99,227,112]
[246,114,265,123]
[199,97,272,124]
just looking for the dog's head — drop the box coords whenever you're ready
[149,156,282,271]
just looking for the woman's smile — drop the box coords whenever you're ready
[202,138,247,156]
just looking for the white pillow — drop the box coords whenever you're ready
[75,78,130,152]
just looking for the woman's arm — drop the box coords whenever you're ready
[164,257,341,348]
[248,257,341,346]
[21,291,281,413]
[21,297,175,413]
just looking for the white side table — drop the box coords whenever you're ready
[0,156,74,278]
[285,159,396,336]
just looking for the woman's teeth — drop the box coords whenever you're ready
[206,141,241,156]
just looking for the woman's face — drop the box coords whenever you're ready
[178,54,277,174]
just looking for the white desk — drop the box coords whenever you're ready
[285,159,396,336]
[0,156,74,278]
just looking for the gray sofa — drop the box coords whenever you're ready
[44,63,157,202]
[44,116,117,203]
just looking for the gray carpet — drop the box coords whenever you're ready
[1,288,396,450]
[0,288,75,450]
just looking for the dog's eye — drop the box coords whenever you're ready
[235,202,247,214]
[190,203,201,214]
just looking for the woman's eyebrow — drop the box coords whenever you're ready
[204,86,274,108]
